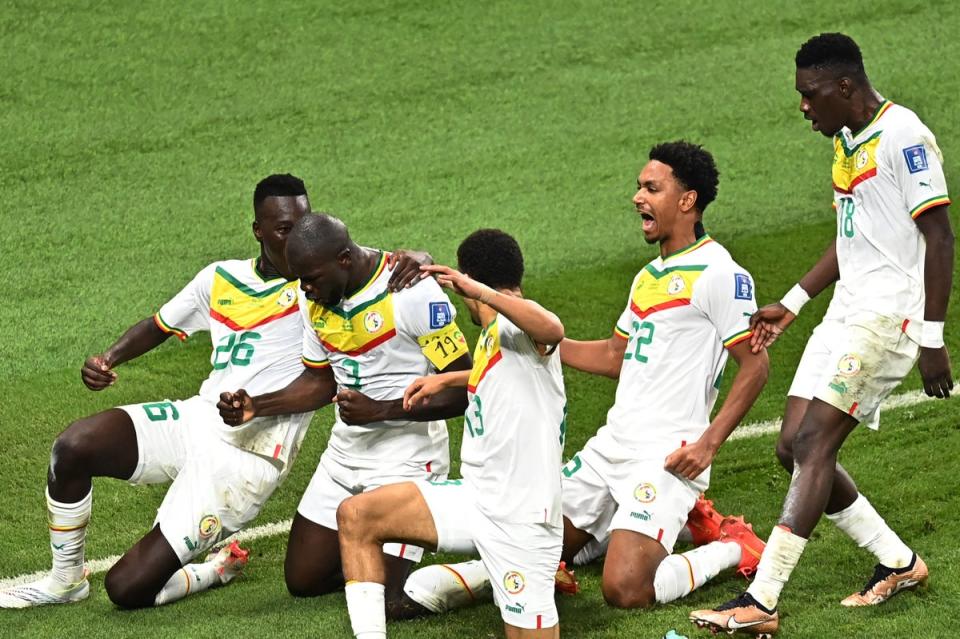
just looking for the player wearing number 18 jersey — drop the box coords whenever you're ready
[560,142,770,611]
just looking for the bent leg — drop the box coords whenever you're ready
[104,526,182,609]
[284,513,345,597]
[775,396,859,514]
[600,529,667,609]
[49,408,139,501]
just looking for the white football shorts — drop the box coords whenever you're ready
[123,395,282,564]
[296,452,449,562]
[561,432,702,554]
[415,479,562,630]
[790,314,918,429]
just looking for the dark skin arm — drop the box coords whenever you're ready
[81,317,172,390]
[915,205,955,398]
[749,239,839,353]
[387,250,433,291]
[217,365,338,426]
[334,353,472,424]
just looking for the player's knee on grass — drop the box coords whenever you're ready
[600,573,656,609]
[103,563,160,609]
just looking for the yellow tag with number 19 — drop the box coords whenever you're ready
[418,322,468,370]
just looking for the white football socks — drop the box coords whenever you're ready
[746,525,808,610]
[654,541,741,604]
[153,563,219,606]
[47,488,92,586]
[345,581,386,639]
[403,560,491,613]
[825,493,913,569]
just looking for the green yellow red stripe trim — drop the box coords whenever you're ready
[154,313,187,341]
[467,350,502,393]
[613,325,629,339]
[723,329,752,348]
[631,298,691,318]
[320,328,397,356]
[849,100,892,139]
[663,234,713,261]
[347,251,387,301]
[215,266,288,298]
[209,303,299,331]
[910,195,951,219]
[302,356,330,369]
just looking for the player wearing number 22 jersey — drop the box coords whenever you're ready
[217,212,471,616]
[560,142,769,611]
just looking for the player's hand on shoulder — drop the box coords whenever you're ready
[387,250,434,292]
[403,375,446,411]
[217,389,256,426]
[749,303,795,353]
[664,439,716,481]
[918,346,953,399]
[81,354,117,391]
[333,389,386,425]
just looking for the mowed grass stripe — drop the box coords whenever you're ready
[0,388,936,590]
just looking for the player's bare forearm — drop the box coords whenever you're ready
[486,293,564,347]
[559,336,626,378]
[702,342,769,451]
[797,238,839,298]
[393,355,471,421]
[102,317,172,367]
[916,206,954,322]
[250,366,337,417]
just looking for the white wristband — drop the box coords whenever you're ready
[780,284,810,316]
[920,321,945,349]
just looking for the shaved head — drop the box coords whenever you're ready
[287,213,352,264]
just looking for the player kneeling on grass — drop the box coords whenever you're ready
[557,142,770,610]
[0,175,431,610]
[337,229,567,639]
[218,212,472,618]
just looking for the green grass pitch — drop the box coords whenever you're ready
[3,1,960,637]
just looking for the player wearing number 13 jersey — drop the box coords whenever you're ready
[217,212,471,618]
[559,143,770,611]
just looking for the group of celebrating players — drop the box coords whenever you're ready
[1,33,953,638]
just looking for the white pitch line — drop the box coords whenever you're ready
[0,389,937,589]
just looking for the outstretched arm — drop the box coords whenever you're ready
[664,340,769,479]
[81,317,172,390]
[218,365,337,426]
[749,238,839,352]
[915,206,955,398]
[559,335,627,379]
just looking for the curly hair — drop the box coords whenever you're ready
[253,174,307,209]
[456,229,524,290]
[795,33,866,78]
[649,141,719,212]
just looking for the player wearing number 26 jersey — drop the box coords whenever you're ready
[0,175,318,611]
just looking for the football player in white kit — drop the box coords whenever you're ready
[0,175,431,610]
[559,142,770,611]
[217,213,472,618]
[335,229,567,639]
[692,34,954,636]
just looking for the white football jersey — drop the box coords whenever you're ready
[595,236,757,465]
[824,100,951,334]
[299,251,469,472]
[155,259,310,467]
[460,312,566,525]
